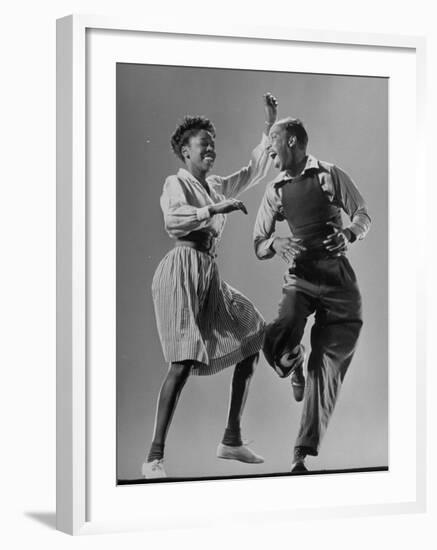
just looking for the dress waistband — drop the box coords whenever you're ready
[174,239,215,256]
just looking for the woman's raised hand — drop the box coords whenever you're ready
[263,93,278,126]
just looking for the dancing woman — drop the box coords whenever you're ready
[142,94,278,478]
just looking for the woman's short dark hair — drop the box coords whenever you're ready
[280,117,308,148]
[170,116,216,161]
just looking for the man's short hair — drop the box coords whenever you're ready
[278,117,308,148]
[170,116,216,161]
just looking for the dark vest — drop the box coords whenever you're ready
[281,169,343,259]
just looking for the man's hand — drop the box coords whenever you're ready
[323,222,352,255]
[272,237,306,263]
[263,93,278,126]
[210,199,248,216]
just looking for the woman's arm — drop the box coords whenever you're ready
[213,94,278,199]
[253,183,280,260]
[160,176,215,238]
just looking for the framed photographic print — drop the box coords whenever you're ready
[56,15,426,535]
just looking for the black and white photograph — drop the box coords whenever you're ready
[1,0,435,543]
[116,62,388,483]
[3,0,434,544]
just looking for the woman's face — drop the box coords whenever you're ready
[182,130,216,175]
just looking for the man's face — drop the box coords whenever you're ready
[182,130,216,173]
[268,123,293,171]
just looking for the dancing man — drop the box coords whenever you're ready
[254,114,370,472]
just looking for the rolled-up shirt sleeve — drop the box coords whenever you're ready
[213,134,271,199]
[331,165,371,241]
[253,183,281,259]
[160,175,213,238]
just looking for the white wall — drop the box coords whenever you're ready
[0,0,435,547]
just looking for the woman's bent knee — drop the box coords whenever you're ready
[235,353,259,378]
[167,361,191,382]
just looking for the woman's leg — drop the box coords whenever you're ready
[218,353,264,463]
[222,352,259,446]
[146,361,191,462]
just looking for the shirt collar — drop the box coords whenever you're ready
[177,167,200,184]
[272,154,320,187]
[177,167,214,197]
[177,167,216,185]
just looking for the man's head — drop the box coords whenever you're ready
[268,117,308,171]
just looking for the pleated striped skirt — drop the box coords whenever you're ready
[151,246,265,375]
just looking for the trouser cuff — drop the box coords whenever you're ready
[294,444,318,458]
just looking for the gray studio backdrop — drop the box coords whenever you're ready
[116,63,388,481]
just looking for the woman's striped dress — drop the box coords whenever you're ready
[152,135,270,376]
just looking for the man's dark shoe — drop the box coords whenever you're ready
[291,446,310,473]
[291,460,308,473]
[273,344,305,380]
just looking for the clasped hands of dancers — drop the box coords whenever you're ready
[142,92,370,479]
